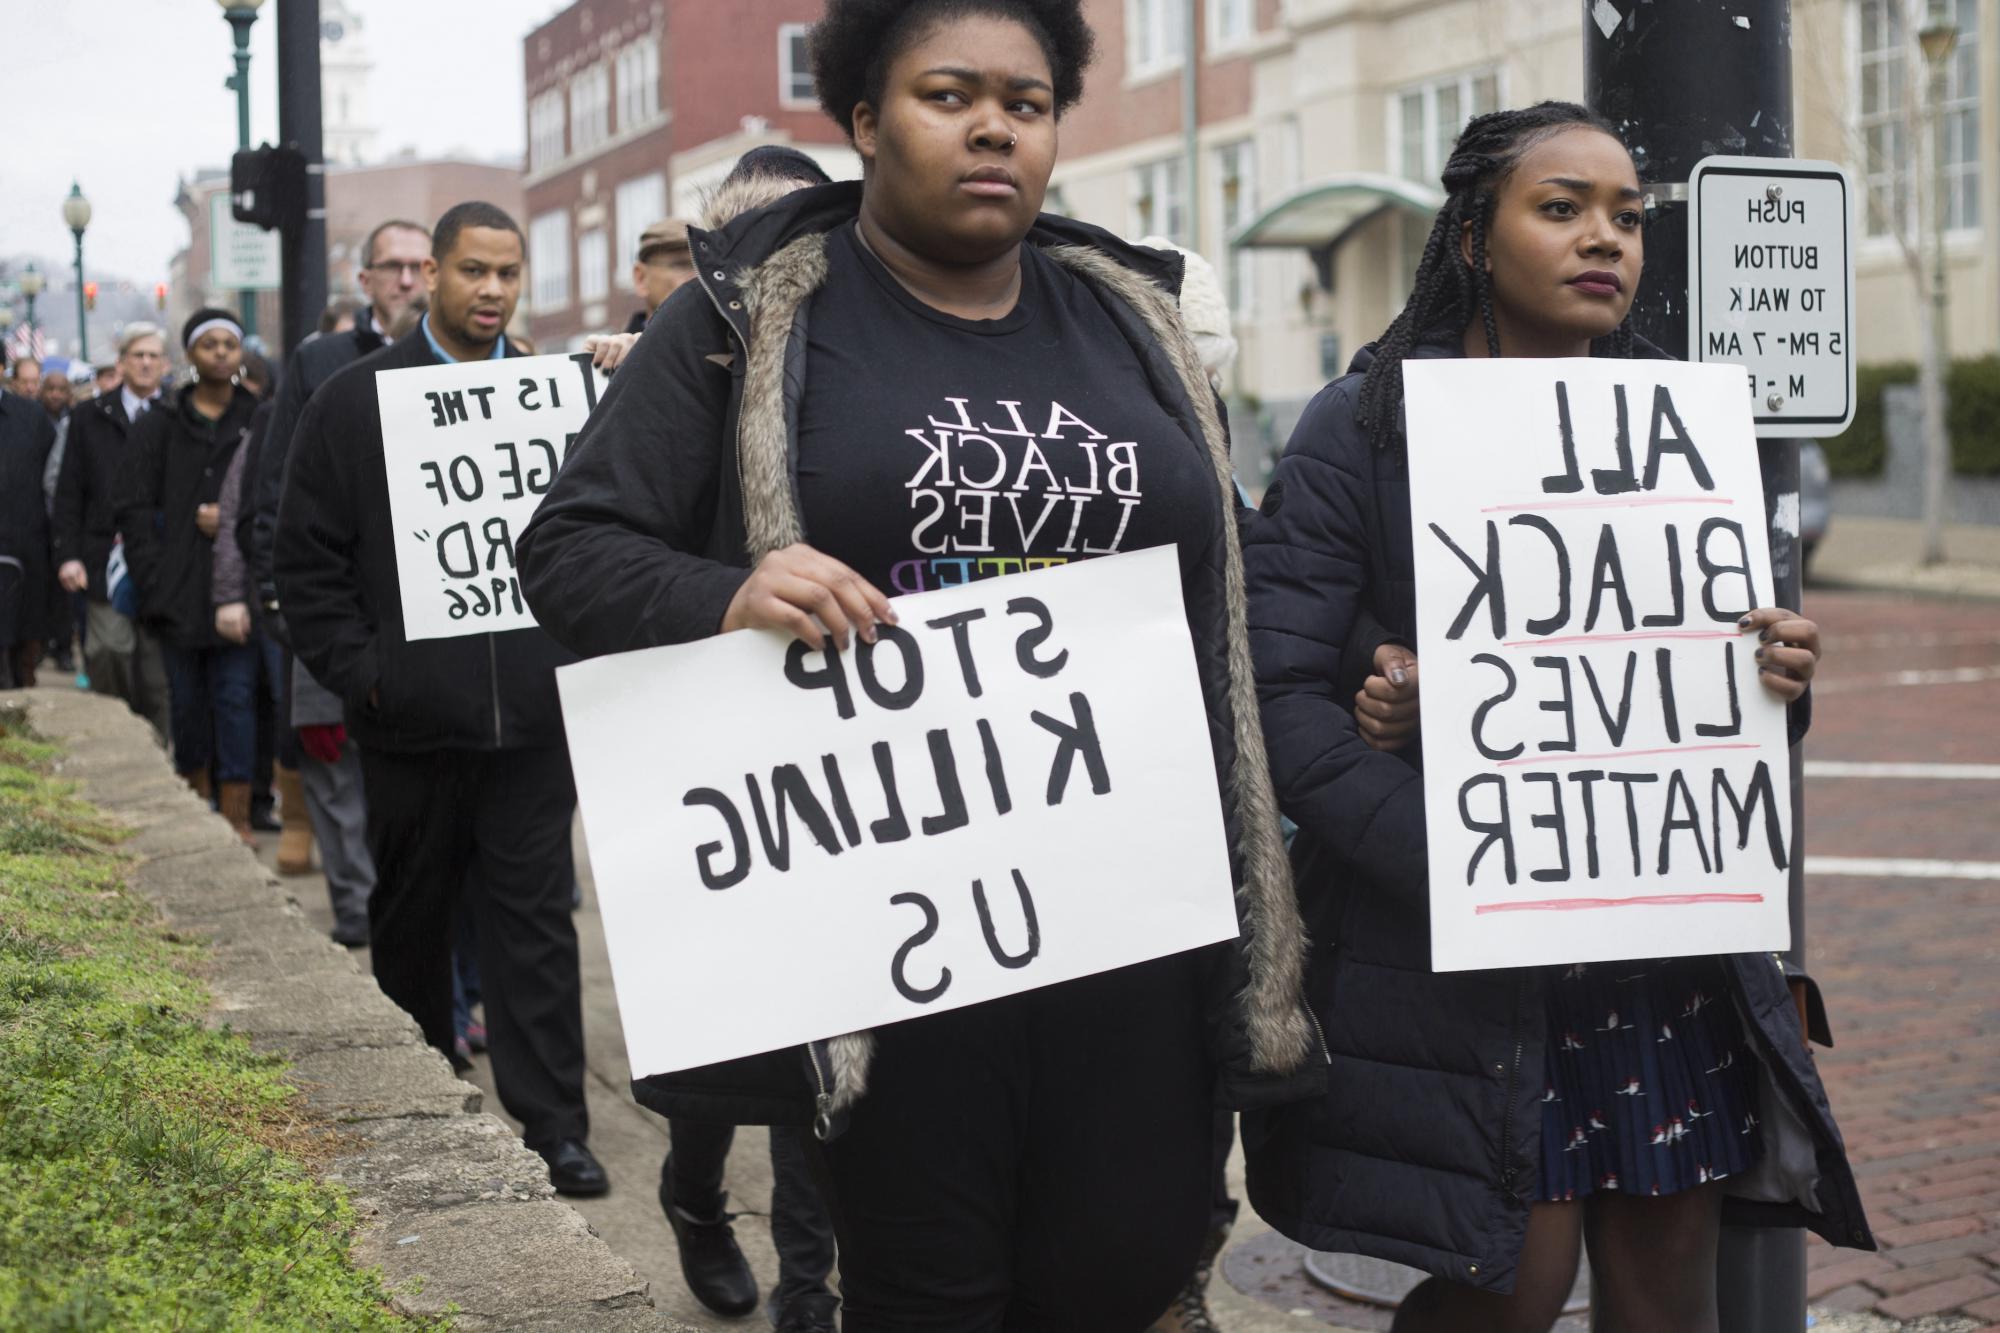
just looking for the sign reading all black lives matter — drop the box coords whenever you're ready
[556,546,1241,1079]
[1404,359,1793,972]
[377,352,605,641]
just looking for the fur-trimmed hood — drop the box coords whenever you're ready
[687,182,1318,1121]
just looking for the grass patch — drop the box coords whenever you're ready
[0,721,444,1330]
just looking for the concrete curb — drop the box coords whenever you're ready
[15,687,693,1331]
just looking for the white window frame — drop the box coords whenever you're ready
[577,227,609,304]
[528,89,566,172]
[1213,139,1257,316]
[570,61,611,155]
[529,211,571,313]
[1387,67,1503,184]
[1129,156,1186,245]
[1127,0,1186,81]
[1851,0,1981,242]
[614,172,668,270]
[1207,0,1254,53]
[779,23,816,108]
[615,38,660,132]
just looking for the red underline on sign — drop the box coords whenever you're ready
[1495,742,1764,768]
[1475,893,1766,915]
[1501,629,1738,648]
[1479,496,1734,513]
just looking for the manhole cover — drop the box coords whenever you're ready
[1303,1250,1591,1315]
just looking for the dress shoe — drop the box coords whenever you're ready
[659,1175,757,1316]
[774,1292,840,1332]
[542,1138,609,1197]
[331,919,369,948]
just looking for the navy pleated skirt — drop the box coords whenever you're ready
[1536,956,1764,1201]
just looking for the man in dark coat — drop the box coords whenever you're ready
[0,366,57,688]
[51,324,172,737]
[276,201,603,1199]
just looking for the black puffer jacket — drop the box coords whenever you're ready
[117,385,259,649]
[1240,334,1872,1294]
[518,181,1324,1135]
[275,330,574,754]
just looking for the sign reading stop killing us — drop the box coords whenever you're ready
[1403,359,1793,973]
[377,352,605,640]
[557,545,1240,1079]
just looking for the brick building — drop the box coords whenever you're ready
[171,157,524,362]
[520,0,859,352]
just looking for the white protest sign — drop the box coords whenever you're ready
[1405,359,1793,973]
[377,352,605,641]
[557,545,1240,1078]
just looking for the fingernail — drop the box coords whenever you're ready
[1738,616,1753,628]
[1754,647,1765,659]
[1390,667,1408,686]
[861,625,877,644]
[1759,629,1772,642]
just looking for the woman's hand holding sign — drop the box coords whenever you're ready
[722,543,899,652]
[1740,607,1820,702]
[1357,644,1421,753]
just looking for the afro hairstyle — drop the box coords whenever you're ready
[807,0,1096,139]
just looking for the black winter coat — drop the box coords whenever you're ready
[117,385,259,649]
[274,331,575,753]
[0,391,56,633]
[517,181,1323,1137]
[52,389,164,603]
[1240,334,1873,1294]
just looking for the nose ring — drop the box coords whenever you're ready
[1005,134,1017,149]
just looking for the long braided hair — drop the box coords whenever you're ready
[1358,101,1640,452]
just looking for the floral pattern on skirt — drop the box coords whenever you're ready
[1536,956,1764,1201]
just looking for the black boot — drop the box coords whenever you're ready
[659,1156,757,1317]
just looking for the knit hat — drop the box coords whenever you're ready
[1137,236,1237,377]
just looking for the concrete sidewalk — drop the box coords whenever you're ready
[1811,516,2000,600]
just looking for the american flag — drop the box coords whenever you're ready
[4,324,48,368]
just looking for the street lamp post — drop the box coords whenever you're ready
[18,265,44,342]
[218,0,268,342]
[1916,3,1958,566]
[63,183,91,363]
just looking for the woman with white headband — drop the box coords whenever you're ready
[116,307,264,841]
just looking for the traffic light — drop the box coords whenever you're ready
[84,281,97,311]
[230,144,306,232]
[154,283,168,311]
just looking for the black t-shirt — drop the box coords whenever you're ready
[795,223,1219,596]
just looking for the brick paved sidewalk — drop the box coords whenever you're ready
[1801,592,2000,1327]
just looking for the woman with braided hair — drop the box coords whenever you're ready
[1241,102,1871,1331]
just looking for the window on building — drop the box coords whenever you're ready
[530,211,571,312]
[1208,0,1253,50]
[780,23,815,106]
[529,89,566,172]
[570,62,611,154]
[1215,140,1257,314]
[1128,0,1186,78]
[616,37,660,131]
[1392,68,1501,184]
[577,228,609,304]
[614,172,668,270]
[1130,157,1185,244]
[1857,0,1980,237]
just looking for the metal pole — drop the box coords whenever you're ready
[1919,48,1951,564]
[226,7,259,343]
[71,233,87,363]
[276,0,327,359]
[1182,0,1200,250]
[1585,3,1809,1328]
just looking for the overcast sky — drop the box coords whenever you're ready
[2,0,571,286]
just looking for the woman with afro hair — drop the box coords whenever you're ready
[517,0,1323,1327]
[1240,102,1872,1331]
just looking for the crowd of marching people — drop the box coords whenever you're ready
[0,0,1879,1329]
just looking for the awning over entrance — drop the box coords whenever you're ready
[1231,172,1444,252]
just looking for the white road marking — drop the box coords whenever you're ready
[1816,665,2000,694]
[1805,856,2000,881]
[1805,761,2000,780]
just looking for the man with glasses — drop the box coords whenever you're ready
[248,217,430,947]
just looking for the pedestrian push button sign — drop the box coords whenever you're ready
[1688,155,1854,438]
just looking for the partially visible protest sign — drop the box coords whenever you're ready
[377,352,605,641]
[557,545,1240,1079]
[1404,359,1792,972]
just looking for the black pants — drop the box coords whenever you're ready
[807,954,1213,1332]
[360,744,587,1151]
[666,1123,836,1310]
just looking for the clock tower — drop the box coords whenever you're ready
[320,0,378,166]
